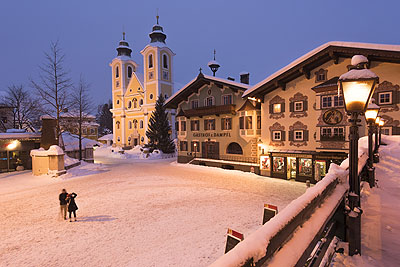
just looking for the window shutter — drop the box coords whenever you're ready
[394,90,399,104]
[269,104,273,114]
[289,102,294,112]
[288,130,293,141]
[304,130,309,141]
[281,131,286,141]
[271,130,274,141]
[303,100,308,111]
[281,103,285,113]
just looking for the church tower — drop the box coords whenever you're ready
[140,15,175,104]
[110,33,139,146]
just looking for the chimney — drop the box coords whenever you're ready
[240,72,250,84]
[227,76,235,81]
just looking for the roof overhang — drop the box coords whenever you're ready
[243,41,400,99]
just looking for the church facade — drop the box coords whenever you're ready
[110,17,175,148]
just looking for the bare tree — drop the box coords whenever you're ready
[31,40,72,145]
[70,75,94,160]
[5,84,40,131]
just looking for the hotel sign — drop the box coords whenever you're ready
[193,132,231,138]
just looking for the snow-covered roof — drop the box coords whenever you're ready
[98,134,113,141]
[61,132,100,151]
[239,71,249,75]
[6,129,27,133]
[30,145,64,156]
[339,69,378,81]
[60,112,96,119]
[0,132,41,140]
[243,41,400,97]
[207,60,220,67]
[165,74,250,108]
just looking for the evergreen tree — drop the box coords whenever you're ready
[96,100,113,135]
[146,94,175,153]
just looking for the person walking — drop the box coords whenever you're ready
[59,189,68,220]
[67,193,78,222]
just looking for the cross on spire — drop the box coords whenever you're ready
[122,31,125,40]
[214,49,216,60]
[156,8,159,24]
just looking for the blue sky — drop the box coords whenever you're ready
[0,0,399,107]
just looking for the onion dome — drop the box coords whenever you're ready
[149,15,167,44]
[116,32,132,57]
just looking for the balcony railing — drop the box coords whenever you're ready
[219,155,258,164]
[184,104,236,117]
[320,135,345,142]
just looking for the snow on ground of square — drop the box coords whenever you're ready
[0,156,306,266]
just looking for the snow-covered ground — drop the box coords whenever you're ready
[333,135,400,267]
[0,158,306,266]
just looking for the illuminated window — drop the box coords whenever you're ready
[273,103,281,113]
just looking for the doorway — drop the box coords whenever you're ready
[202,141,219,159]
[287,157,297,179]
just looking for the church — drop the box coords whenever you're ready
[110,16,175,148]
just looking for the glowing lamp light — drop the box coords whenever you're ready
[338,55,379,113]
[7,140,19,150]
[375,116,381,125]
[365,103,380,124]
[379,120,385,127]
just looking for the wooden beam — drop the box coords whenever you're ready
[329,51,339,64]
[275,80,286,91]
[299,67,311,79]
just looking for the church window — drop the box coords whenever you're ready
[140,99,143,106]
[133,98,137,108]
[117,137,120,142]
[163,54,168,69]
[162,71,169,80]
[141,137,144,142]
[129,121,132,129]
[116,121,120,129]
[127,66,133,78]
[115,66,119,78]
[140,120,144,129]
[150,94,154,100]
[148,71,154,80]
[148,54,153,68]
[133,120,138,129]
[128,101,132,109]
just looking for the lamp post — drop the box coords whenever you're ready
[193,142,197,158]
[379,119,385,145]
[338,55,379,256]
[365,102,380,188]
[374,117,380,163]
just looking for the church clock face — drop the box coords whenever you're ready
[323,109,343,125]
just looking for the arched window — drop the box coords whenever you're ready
[139,99,143,106]
[165,94,168,99]
[226,142,243,155]
[128,100,132,109]
[150,94,154,100]
[128,121,132,129]
[148,54,153,68]
[117,136,120,142]
[115,66,119,78]
[133,120,138,129]
[140,120,144,129]
[116,121,120,130]
[127,66,133,78]
[133,98,137,108]
[163,54,168,69]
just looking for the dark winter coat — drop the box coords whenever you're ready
[67,193,78,212]
[59,192,68,205]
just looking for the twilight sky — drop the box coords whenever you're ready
[1,0,399,107]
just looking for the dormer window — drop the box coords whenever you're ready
[315,68,327,82]
[148,54,153,68]
[163,54,168,69]
[115,66,119,78]
[127,66,133,78]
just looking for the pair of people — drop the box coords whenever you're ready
[59,189,78,222]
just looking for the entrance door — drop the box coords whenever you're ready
[201,141,219,159]
[134,138,138,146]
[287,157,297,179]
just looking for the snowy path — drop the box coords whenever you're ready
[333,136,400,267]
[0,159,306,267]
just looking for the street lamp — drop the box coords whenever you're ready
[365,102,380,187]
[379,119,385,146]
[193,142,197,158]
[338,55,379,256]
[374,116,381,163]
[6,140,19,172]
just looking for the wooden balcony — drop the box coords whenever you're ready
[320,135,345,142]
[183,104,236,117]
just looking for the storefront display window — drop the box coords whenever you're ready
[298,158,312,177]
[260,156,270,171]
[273,157,285,173]
[315,160,326,181]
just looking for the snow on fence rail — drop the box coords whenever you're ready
[211,143,370,267]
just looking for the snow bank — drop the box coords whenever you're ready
[61,132,100,152]
[94,145,175,161]
[64,154,79,166]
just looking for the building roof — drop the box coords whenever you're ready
[311,76,339,92]
[243,41,400,98]
[0,132,41,141]
[60,112,96,119]
[98,134,113,141]
[165,73,250,109]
